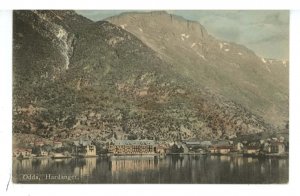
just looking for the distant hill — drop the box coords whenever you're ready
[107,11,289,128]
[13,10,284,144]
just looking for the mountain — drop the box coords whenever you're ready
[13,10,282,145]
[107,11,289,128]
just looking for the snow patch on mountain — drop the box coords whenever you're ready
[120,24,127,29]
[181,33,190,41]
[282,60,287,67]
[219,43,223,49]
[261,58,267,64]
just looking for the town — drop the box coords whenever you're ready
[13,135,288,159]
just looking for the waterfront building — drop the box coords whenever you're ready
[243,146,260,156]
[73,139,97,157]
[13,148,32,158]
[218,146,232,154]
[209,145,232,155]
[109,140,155,155]
[156,145,167,156]
[270,142,286,154]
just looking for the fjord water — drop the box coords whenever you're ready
[13,155,288,184]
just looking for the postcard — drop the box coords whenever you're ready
[12,10,289,184]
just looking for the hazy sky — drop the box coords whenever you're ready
[76,10,289,60]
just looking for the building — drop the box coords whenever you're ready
[243,146,260,156]
[263,141,286,155]
[209,146,232,155]
[218,146,232,155]
[73,139,97,157]
[184,141,201,149]
[270,142,286,154]
[235,142,244,152]
[34,139,44,147]
[209,146,218,154]
[13,148,32,159]
[156,144,167,156]
[40,150,48,156]
[35,148,49,157]
[200,141,212,148]
[53,140,63,149]
[109,140,155,155]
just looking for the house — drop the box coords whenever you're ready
[218,146,232,155]
[235,142,244,152]
[156,145,167,156]
[177,143,189,154]
[209,146,232,155]
[73,139,97,157]
[279,136,285,142]
[270,142,286,154]
[200,141,212,148]
[109,140,155,155]
[34,139,44,147]
[13,148,32,159]
[263,141,286,155]
[34,147,49,157]
[184,141,201,149]
[208,146,218,154]
[243,146,260,156]
[40,150,48,156]
[263,143,272,153]
[53,140,63,149]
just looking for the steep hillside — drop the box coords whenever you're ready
[107,11,289,127]
[13,10,278,144]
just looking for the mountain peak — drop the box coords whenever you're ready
[107,11,289,127]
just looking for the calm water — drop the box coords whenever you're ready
[13,155,288,184]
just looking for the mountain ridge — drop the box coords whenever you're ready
[106,11,289,127]
[13,10,285,145]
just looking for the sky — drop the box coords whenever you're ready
[76,10,289,60]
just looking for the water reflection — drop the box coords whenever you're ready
[74,158,97,177]
[110,156,157,174]
[220,156,230,162]
[12,155,289,184]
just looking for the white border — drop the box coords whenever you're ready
[0,0,299,10]
[1,1,300,196]
[0,10,12,195]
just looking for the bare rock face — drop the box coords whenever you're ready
[13,11,285,143]
[107,11,289,128]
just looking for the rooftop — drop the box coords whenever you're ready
[113,140,155,146]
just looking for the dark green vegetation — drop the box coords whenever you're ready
[13,11,287,145]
